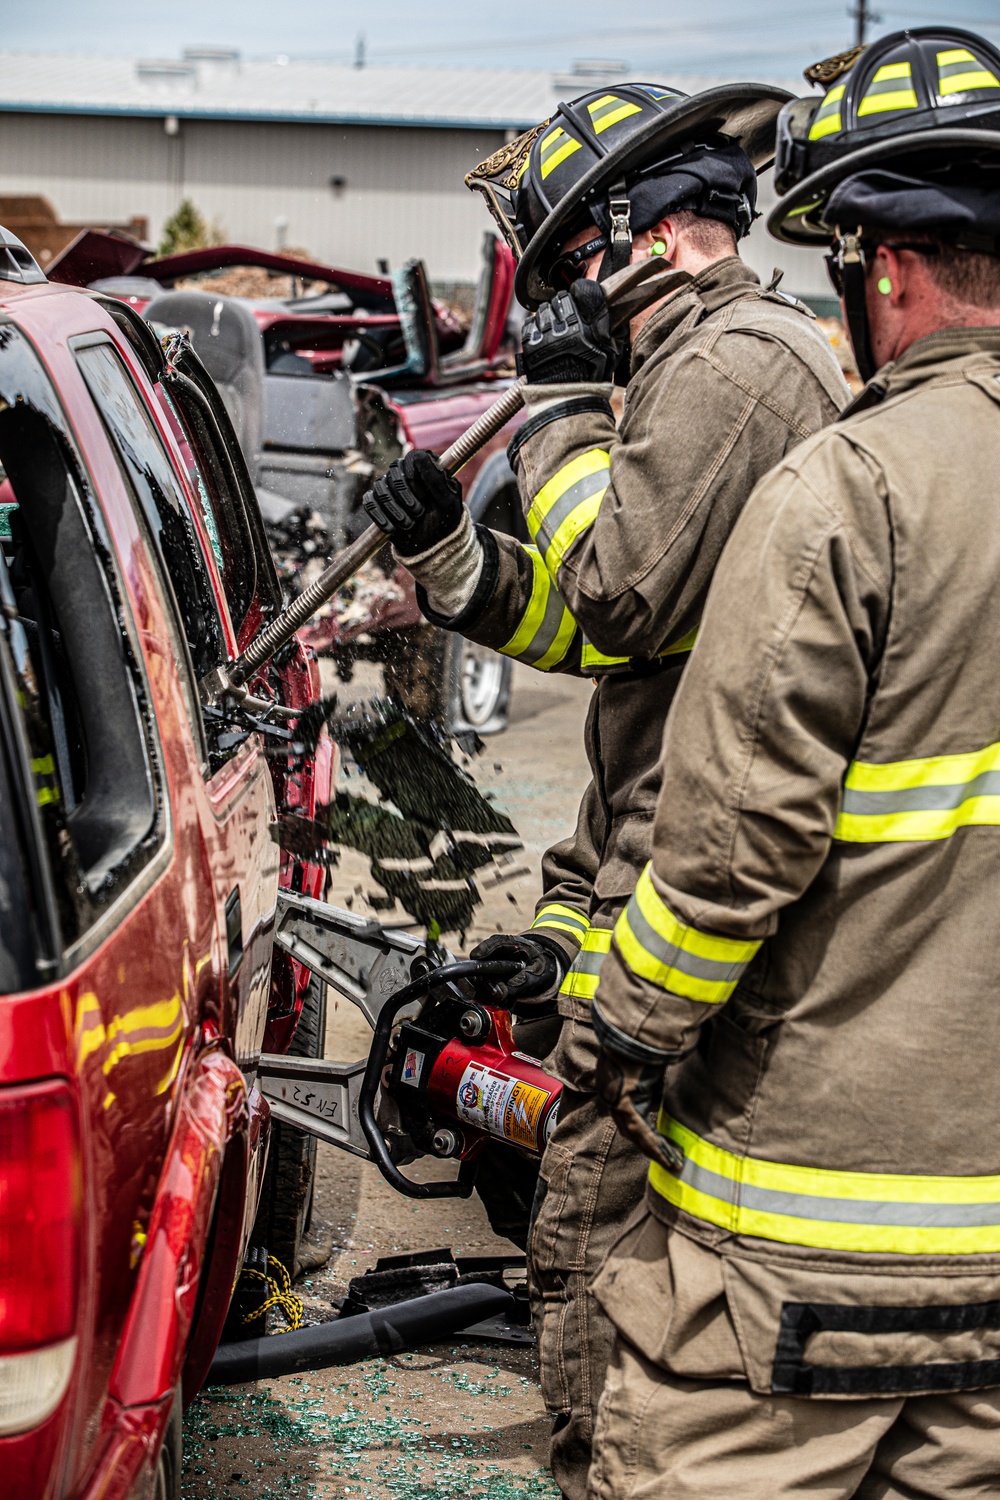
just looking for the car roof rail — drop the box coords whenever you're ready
[0,226,47,286]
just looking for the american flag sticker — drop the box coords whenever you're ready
[401,1049,425,1087]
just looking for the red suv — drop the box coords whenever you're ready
[0,226,331,1499]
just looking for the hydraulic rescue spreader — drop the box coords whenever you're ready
[256,893,562,1198]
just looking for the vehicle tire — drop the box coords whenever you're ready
[152,1384,182,1500]
[383,623,512,738]
[251,975,327,1277]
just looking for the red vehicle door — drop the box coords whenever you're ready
[0,283,277,1500]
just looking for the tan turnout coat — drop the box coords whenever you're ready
[426,257,847,1000]
[593,328,1000,1396]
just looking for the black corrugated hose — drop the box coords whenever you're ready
[207,1282,514,1384]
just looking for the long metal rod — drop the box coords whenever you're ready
[225,377,527,689]
[210,257,684,698]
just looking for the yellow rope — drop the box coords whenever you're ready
[240,1255,303,1331]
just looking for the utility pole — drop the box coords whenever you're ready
[354,32,366,69]
[849,0,880,48]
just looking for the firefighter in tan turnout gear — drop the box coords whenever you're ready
[363,81,848,1497]
[585,26,1000,1498]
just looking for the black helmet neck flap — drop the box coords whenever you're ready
[466,81,791,308]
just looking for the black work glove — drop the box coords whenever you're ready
[469,931,567,1011]
[363,449,464,557]
[520,279,620,385]
[593,1026,684,1175]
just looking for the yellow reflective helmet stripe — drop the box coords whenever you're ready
[528,448,611,577]
[858,60,918,116]
[499,547,576,671]
[559,926,613,1001]
[614,865,761,1005]
[587,94,643,134]
[835,739,1000,842]
[937,47,1000,97]
[532,903,591,942]
[808,83,845,141]
[649,1113,1000,1255]
[539,126,583,179]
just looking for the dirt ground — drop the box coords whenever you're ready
[181,662,593,1499]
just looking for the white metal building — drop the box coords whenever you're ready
[0,49,830,299]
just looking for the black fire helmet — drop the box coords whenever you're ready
[767,27,1000,383]
[769,26,1000,247]
[465,81,792,308]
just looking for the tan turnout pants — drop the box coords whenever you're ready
[529,1018,648,1500]
[589,1332,1000,1500]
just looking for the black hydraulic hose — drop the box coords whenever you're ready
[207,1283,514,1384]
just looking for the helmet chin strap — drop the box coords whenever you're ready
[837,228,877,384]
[598,180,633,282]
[598,181,635,383]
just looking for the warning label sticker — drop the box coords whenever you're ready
[400,1049,425,1087]
[455,1063,551,1150]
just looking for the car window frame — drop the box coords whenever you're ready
[0,315,173,977]
[71,331,228,773]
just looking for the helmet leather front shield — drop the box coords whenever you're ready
[465,121,553,260]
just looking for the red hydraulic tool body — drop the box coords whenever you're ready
[258,898,562,1199]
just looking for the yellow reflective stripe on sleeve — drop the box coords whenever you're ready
[539,127,583,179]
[532,903,591,942]
[661,624,699,656]
[648,1113,1000,1255]
[614,864,761,1004]
[499,546,576,671]
[587,95,643,133]
[527,449,610,577]
[937,48,1000,95]
[559,926,612,1002]
[580,624,697,672]
[835,739,1000,843]
[808,83,845,140]
[858,61,918,115]
[581,639,629,670]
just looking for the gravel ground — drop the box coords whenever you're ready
[182,662,593,1499]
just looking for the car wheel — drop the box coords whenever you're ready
[383,623,511,737]
[152,1385,182,1500]
[251,975,328,1278]
[448,633,512,736]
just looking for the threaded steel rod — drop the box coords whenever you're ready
[226,377,527,688]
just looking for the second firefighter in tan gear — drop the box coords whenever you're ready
[588,26,1000,1498]
[363,82,848,1499]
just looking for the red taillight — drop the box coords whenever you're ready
[0,1079,80,1353]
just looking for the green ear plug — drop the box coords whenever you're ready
[651,240,667,256]
[878,276,892,295]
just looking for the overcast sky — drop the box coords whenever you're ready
[1,0,999,78]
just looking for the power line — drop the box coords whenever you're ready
[849,0,880,46]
